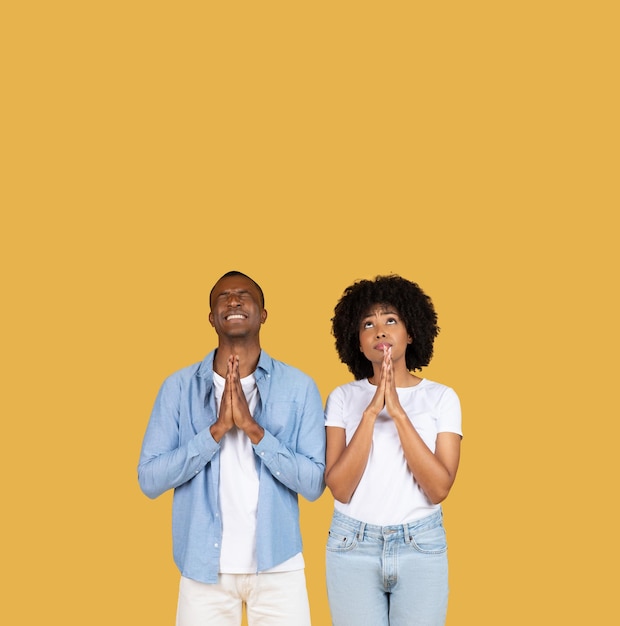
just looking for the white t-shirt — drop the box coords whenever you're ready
[213,372,304,573]
[324,378,462,526]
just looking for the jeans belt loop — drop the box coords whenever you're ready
[403,523,412,544]
[357,521,366,541]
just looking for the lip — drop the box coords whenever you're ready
[224,313,247,321]
[374,342,392,351]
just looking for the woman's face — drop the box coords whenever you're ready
[358,303,412,366]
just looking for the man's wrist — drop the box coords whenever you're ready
[244,421,264,445]
[210,421,229,443]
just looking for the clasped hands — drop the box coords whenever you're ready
[366,346,406,420]
[210,355,264,444]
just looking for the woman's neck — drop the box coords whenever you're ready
[369,364,421,388]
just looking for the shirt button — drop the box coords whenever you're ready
[276,471,280,476]
[260,452,265,456]
[214,543,219,548]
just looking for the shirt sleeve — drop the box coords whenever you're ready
[253,377,326,502]
[137,374,220,499]
[324,386,346,428]
[437,386,463,437]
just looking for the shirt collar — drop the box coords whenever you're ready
[197,348,271,382]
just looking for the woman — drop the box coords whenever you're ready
[324,275,462,626]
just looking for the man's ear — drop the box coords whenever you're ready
[261,309,268,324]
[208,311,215,327]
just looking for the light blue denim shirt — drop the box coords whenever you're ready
[138,349,326,584]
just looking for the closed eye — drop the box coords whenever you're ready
[217,290,251,300]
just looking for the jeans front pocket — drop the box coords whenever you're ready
[326,528,358,552]
[409,522,448,554]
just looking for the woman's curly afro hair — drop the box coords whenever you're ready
[332,274,440,380]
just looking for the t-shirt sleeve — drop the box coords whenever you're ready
[324,386,346,428]
[437,386,463,437]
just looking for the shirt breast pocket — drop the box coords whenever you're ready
[261,401,299,439]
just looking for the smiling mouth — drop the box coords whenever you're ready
[225,313,246,321]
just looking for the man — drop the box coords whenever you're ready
[138,271,326,625]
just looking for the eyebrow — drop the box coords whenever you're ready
[362,307,399,318]
[216,289,251,297]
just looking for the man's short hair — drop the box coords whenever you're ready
[210,271,265,308]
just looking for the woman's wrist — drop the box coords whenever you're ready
[362,409,379,422]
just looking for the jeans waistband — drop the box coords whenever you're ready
[331,508,443,542]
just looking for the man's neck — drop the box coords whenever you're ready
[213,341,262,378]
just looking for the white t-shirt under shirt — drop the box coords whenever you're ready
[213,371,304,574]
[324,378,462,526]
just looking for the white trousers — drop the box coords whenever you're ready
[176,570,311,626]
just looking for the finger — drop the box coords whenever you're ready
[226,355,235,384]
[232,356,242,387]
[381,353,389,384]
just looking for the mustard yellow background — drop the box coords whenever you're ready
[2,2,618,624]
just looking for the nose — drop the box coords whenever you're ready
[375,326,386,338]
[226,294,242,307]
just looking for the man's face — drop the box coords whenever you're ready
[208,274,267,340]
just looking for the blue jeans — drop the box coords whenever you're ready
[326,509,449,626]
